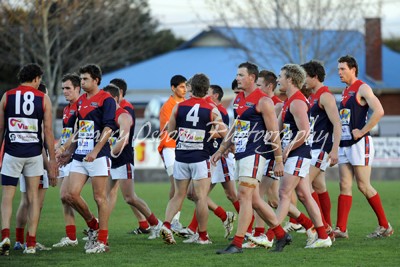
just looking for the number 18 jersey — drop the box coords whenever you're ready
[175,97,214,163]
[3,85,45,157]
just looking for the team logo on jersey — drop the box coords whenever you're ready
[9,132,39,143]
[90,102,98,107]
[8,117,38,132]
[339,109,351,124]
[78,120,95,138]
[178,127,205,142]
[61,127,73,144]
[245,102,254,108]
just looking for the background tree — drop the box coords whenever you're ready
[204,0,383,73]
[0,0,183,119]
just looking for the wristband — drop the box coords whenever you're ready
[275,155,283,163]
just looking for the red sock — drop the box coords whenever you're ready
[188,210,198,233]
[296,213,314,230]
[86,217,99,230]
[312,191,328,228]
[163,221,171,230]
[271,225,285,240]
[146,213,159,226]
[246,215,255,234]
[289,217,298,224]
[368,193,389,228]
[336,194,352,232]
[26,234,36,248]
[16,227,24,243]
[231,235,244,248]
[318,191,332,226]
[232,200,240,213]
[97,229,108,244]
[198,231,208,241]
[214,206,227,222]
[66,225,76,240]
[266,228,275,241]
[315,226,328,239]
[254,227,265,237]
[139,220,150,229]
[1,228,10,239]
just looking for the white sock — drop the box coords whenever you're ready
[172,211,181,222]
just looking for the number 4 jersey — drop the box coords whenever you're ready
[4,85,45,157]
[175,97,215,163]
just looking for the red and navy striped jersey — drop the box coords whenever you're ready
[73,90,116,161]
[339,80,369,147]
[308,86,334,152]
[281,90,311,158]
[233,88,273,160]
[175,97,214,163]
[3,85,45,157]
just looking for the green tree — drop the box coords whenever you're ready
[0,0,183,120]
[384,37,400,53]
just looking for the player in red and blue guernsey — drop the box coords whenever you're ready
[109,78,151,234]
[183,86,238,241]
[160,73,227,245]
[214,62,288,254]
[0,63,58,255]
[334,55,393,239]
[276,64,331,249]
[103,84,162,240]
[56,64,116,254]
[245,70,285,248]
[301,61,341,237]
[53,73,95,248]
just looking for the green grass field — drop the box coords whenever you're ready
[1,180,399,267]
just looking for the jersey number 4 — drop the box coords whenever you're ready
[15,91,35,115]
[186,104,200,127]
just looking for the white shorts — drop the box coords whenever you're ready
[1,153,44,178]
[173,160,210,180]
[69,157,111,177]
[20,170,49,193]
[310,149,329,171]
[263,159,280,180]
[161,148,175,177]
[339,136,374,166]
[211,153,235,184]
[110,163,134,180]
[284,156,311,178]
[58,162,71,178]
[235,154,266,182]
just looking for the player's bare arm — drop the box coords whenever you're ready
[258,96,284,177]
[352,84,384,140]
[320,92,341,166]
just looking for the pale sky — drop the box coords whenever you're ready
[148,0,400,39]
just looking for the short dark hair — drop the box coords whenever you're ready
[301,60,326,82]
[38,83,47,94]
[231,79,238,90]
[338,55,358,77]
[191,73,210,98]
[79,64,102,85]
[17,63,43,84]
[258,70,278,89]
[170,75,187,87]
[103,84,120,100]
[62,73,81,88]
[238,62,259,80]
[210,84,224,102]
[110,78,127,97]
